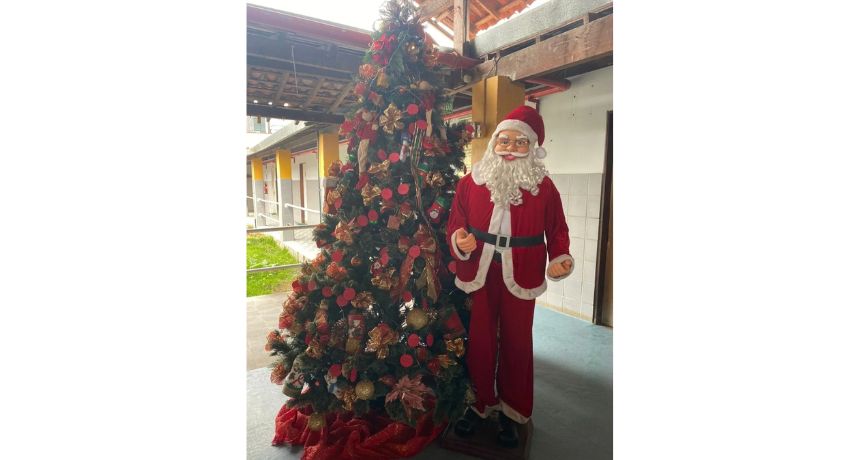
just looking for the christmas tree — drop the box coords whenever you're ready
[266,0,475,448]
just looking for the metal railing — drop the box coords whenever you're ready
[247,196,323,274]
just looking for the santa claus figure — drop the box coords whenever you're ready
[446,105,573,447]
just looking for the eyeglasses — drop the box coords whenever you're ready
[496,138,530,148]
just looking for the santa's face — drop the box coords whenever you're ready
[493,129,531,162]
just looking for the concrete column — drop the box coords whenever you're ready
[275,149,295,241]
[318,130,340,216]
[471,75,525,165]
[251,158,265,227]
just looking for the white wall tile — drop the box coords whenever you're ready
[571,237,585,261]
[586,195,601,218]
[570,196,587,217]
[569,216,586,238]
[570,174,588,196]
[562,276,582,300]
[546,292,563,307]
[585,239,598,262]
[551,174,571,194]
[581,282,595,306]
[579,305,594,321]
[560,193,571,216]
[547,278,563,294]
[586,218,600,240]
[561,296,581,316]
[584,259,597,284]
[588,173,603,196]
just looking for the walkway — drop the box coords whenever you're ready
[247,292,613,459]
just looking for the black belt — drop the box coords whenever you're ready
[468,226,543,249]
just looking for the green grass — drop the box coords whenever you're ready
[247,234,301,297]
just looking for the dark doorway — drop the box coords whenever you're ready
[595,110,613,326]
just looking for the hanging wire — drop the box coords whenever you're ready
[290,45,300,104]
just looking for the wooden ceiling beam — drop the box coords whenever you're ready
[472,0,499,21]
[329,80,353,113]
[305,77,326,107]
[247,104,345,124]
[247,55,353,81]
[418,0,452,21]
[471,14,612,81]
[427,18,454,40]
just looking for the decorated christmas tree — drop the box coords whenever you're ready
[266,0,476,455]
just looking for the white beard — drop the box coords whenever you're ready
[474,144,549,206]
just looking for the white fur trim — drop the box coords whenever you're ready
[546,254,574,281]
[493,119,538,143]
[469,403,500,419]
[501,249,547,300]
[454,204,504,293]
[500,400,530,423]
[534,146,547,159]
[451,231,471,261]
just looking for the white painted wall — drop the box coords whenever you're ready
[539,66,612,175]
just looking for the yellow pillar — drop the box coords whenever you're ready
[470,75,525,165]
[251,158,263,181]
[275,149,294,236]
[317,131,340,179]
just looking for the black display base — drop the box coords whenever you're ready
[438,413,533,460]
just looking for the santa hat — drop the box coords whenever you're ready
[491,105,547,159]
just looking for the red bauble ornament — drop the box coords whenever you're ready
[402,291,412,302]
[307,280,317,291]
[380,249,390,265]
[397,183,409,195]
[381,188,393,200]
[336,295,349,308]
[368,210,379,222]
[400,354,414,367]
[357,215,369,227]
[343,287,356,301]
[407,333,420,348]
[292,280,303,294]
[406,104,419,116]
[426,334,434,347]
[322,286,333,298]
[448,261,457,274]
[350,368,358,382]
[329,364,342,377]
[408,245,421,258]
[389,152,400,163]
[416,119,427,130]
[377,149,387,161]
[332,250,344,262]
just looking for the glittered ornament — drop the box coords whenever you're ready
[400,354,414,367]
[355,379,375,400]
[379,103,404,134]
[307,413,326,431]
[406,308,429,330]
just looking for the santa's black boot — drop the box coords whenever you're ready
[496,412,519,448]
[453,409,482,437]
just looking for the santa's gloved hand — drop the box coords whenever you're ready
[548,259,573,278]
[454,228,477,254]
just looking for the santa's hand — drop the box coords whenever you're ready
[548,260,573,278]
[454,228,477,254]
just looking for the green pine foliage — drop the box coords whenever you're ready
[266,0,475,427]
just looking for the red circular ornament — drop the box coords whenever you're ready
[377,149,387,161]
[448,261,457,274]
[332,250,344,262]
[292,280,303,293]
[416,119,427,130]
[426,334,434,347]
[402,291,412,302]
[380,252,390,265]
[381,188,393,200]
[357,215,369,227]
[336,295,349,308]
[408,245,421,258]
[389,152,400,163]
[350,368,358,382]
[322,286,333,297]
[343,287,356,301]
[334,198,343,209]
[307,280,317,291]
[406,104,419,115]
[329,364,342,377]
[368,210,379,222]
[397,183,409,195]
[400,354,414,367]
[407,334,420,348]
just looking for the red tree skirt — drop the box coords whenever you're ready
[272,404,446,459]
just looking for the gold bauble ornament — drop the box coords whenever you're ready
[406,42,420,55]
[307,413,326,431]
[406,308,429,330]
[355,379,375,400]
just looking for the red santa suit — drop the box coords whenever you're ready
[446,106,573,424]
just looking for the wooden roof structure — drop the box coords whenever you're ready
[415,0,538,39]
